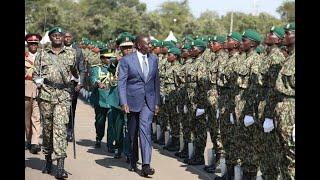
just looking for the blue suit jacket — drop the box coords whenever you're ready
[118,52,160,112]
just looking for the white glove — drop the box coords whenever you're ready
[162,95,166,105]
[292,124,295,142]
[244,115,254,127]
[196,108,205,117]
[263,118,275,133]
[230,113,235,124]
[176,105,179,113]
[216,109,220,119]
[183,105,188,114]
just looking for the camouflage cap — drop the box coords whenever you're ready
[242,29,262,43]
[270,26,285,39]
[168,47,181,56]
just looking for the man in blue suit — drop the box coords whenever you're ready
[118,34,160,177]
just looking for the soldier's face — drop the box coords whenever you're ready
[167,53,177,62]
[27,42,38,53]
[161,47,168,54]
[50,33,64,46]
[283,31,295,46]
[181,49,189,58]
[241,38,251,51]
[152,47,161,55]
[190,46,199,57]
[226,37,238,50]
[64,33,73,46]
[121,45,133,56]
[264,32,280,46]
[212,42,223,53]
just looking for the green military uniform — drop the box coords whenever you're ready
[33,27,76,178]
[175,43,192,158]
[163,47,182,151]
[258,26,287,180]
[235,29,263,179]
[89,55,115,150]
[188,39,208,165]
[275,23,295,180]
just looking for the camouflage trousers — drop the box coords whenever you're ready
[207,88,223,155]
[168,91,180,138]
[218,88,240,167]
[178,87,192,143]
[275,98,295,180]
[235,89,260,175]
[39,99,71,158]
[186,85,197,143]
[257,89,282,180]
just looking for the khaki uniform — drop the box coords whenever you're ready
[25,51,41,145]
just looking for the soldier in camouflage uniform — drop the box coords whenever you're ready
[275,22,295,180]
[186,39,208,165]
[163,47,182,152]
[33,27,76,179]
[174,43,193,158]
[235,29,263,180]
[214,33,242,178]
[258,26,286,180]
[157,41,175,145]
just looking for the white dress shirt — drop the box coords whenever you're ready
[136,50,149,74]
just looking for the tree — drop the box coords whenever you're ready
[276,0,295,22]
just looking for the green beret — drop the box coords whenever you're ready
[284,22,295,32]
[270,26,285,39]
[151,40,162,47]
[48,27,64,36]
[181,43,191,50]
[168,47,181,56]
[212,35,226,44]
[227,32,242,42]
[191,39,206,49]
[242,29,262,43]
[163,41,175,49]
[256,45,265,54]
[116,32,135,46]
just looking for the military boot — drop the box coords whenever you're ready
[242,172,257,180]
[55,158,68,179]
[214,165,233,180]
[174,141,188,158]
[187,155,205,165]
[42,154,52,174]
[167,137,180,152]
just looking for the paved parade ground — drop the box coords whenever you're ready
[25,99,263,180]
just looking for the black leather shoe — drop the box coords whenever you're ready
[107,147,115,153]
[42,155,52,174]
[95,140,101,148]
[141,165,155,177]
[55,158,68,179]
[128,164,137,172]
[29,144,41,154]
[114,150,122,159]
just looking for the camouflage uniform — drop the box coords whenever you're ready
[234,50,263,176]
[258,46,286,180]
[275,49,295,180]
[176,58,193,154]
[33,46,76,158]
[217,50,241,168]
[164,60,181,147]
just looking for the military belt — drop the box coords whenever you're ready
[44,79,68,90]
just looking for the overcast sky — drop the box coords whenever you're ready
[139,0,285,19]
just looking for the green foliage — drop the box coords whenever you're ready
[25,0,291,42]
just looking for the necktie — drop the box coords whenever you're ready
[142,55,149,80]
